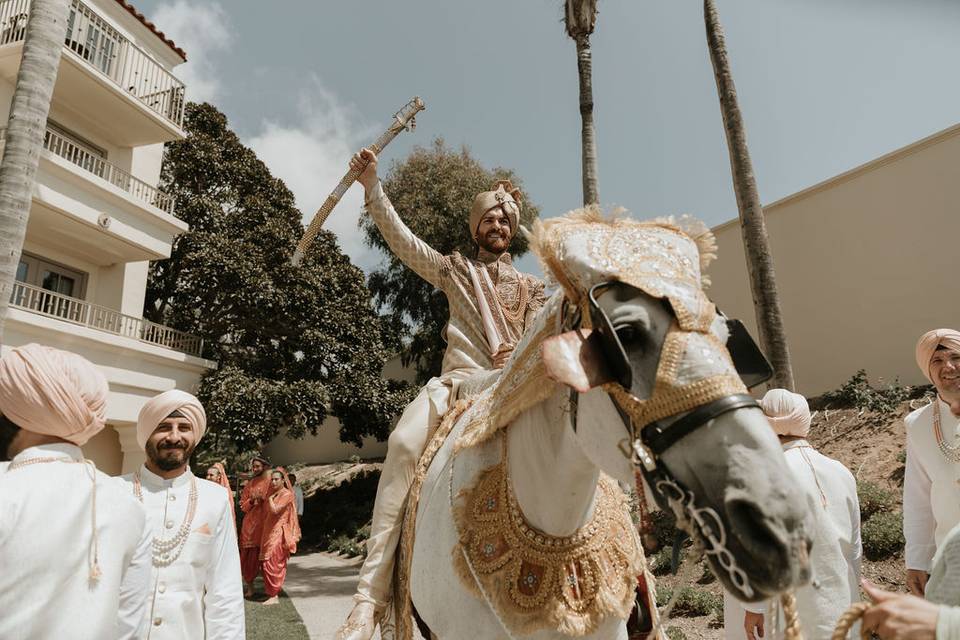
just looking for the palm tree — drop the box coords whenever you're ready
[0,0,71,346]
[564,0,600,205]
[703,0,795,391]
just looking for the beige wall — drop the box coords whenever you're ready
[707,124,960,397]
[82,424,123,476]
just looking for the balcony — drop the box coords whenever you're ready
[0,0,186,145]
[0,125,176,214]
[10,280,203,357]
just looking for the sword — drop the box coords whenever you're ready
[291,96,425,265]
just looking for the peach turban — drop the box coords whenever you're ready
[760,389,811,438]
[0,343,107,446]
[915,329,960,383]
[469,180,521,240]
[136,389,207,450]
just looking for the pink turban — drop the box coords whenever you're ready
[0,343,107,446]
[761,389,811,438]
[136,389,207,450]
[915,329,960,383]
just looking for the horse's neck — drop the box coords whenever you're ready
[506,389,600,538]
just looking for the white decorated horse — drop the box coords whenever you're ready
[394,209,812,640]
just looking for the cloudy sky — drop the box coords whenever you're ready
[137,0,960,276]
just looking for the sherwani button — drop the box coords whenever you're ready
[153,618,162,626]
[165,520,174,529]
[158,583,166,593]
[169,494,176,501]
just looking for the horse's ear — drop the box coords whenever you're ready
[541,329,616,392]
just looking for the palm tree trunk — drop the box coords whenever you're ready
[0,0,71,346]
[704,0,795,391]
[575,33,600,206]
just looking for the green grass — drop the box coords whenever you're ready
[244,579,309,640]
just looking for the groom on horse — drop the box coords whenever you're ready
[337,148,548,640]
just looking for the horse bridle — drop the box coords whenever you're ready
[579,281,774,600]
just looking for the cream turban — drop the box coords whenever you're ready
[915,329,960,383]
[0,343,107,446]
[136,389,207,450]
[760,389,811,438]
[469,180,521,240]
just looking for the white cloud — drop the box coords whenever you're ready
[247,79,382,272]
[152,1,232,103]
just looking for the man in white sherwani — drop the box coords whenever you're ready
[724,389,862,640]
[120,390,245,639]
[904,328,960,596]
[0,344,152,640]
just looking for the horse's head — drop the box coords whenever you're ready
[533,209,812,602]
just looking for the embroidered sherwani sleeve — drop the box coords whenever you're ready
[117,515,152,639]
[905,435,938,572]
[203,503,245,640]
[365,181,447,288]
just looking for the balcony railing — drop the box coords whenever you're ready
[0,0,186,128]
[0,126,177,214]
[10,280,204,357]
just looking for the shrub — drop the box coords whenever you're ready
[862,511,905,560]
[665,627,687,640]
[650,510,680,549]
[819,370,917,413]
[651,545,686,577]
[655,586,723,618]
[857,480,895,520]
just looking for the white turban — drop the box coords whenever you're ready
[915,329,960,384]
[136,390,207,450]
[0,343,108,445]
[760,389,811,438]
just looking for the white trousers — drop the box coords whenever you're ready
[356,379,453,607]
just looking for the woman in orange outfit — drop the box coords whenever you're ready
[260,467,301,605]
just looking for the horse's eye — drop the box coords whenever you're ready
[615,325,642,344]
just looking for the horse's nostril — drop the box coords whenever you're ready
[725,498,788,561]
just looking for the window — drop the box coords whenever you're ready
[14,253,88,321]
[64,4,121,77]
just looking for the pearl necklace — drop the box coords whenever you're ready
[133,472,199,567]
[8,456,74,470]
[933,399,960,463]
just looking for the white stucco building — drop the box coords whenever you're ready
[0,0,214,474]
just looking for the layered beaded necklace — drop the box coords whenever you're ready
[933,399,960,463]
[133,471,199,567]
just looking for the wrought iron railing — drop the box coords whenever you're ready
[0,0,186,128]
[10,281,204,357]
[0,126,177,214]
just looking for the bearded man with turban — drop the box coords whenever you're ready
[903,329,960,597]
[0,344,152,639]
[724,389,862,640]
[119,390,244,640]
[336,149,548,639]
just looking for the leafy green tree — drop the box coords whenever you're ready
[146,102,408,450]
[361,139,541,383]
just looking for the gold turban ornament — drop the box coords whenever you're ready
[469,180,522,241]
[915,329,960,384]
[136,389,207,450]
